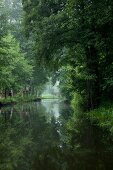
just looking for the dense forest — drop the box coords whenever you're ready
[22,0,113,110]
[1,0,113,170]
[1,0,113,110]
[0,0,48,102]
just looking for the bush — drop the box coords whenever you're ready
[71,92,84,112]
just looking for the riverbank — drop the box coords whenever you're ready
[61,94,113,150]
[86,102,113,132]
[0,96,37,107]
[0,95,60,108]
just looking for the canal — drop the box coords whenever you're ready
[0,99,113,170]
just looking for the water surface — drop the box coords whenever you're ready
[0,100,113,170]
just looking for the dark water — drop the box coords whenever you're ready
[0,100,113,170]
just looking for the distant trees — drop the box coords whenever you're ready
[0,0,8,38]
[0,0,49,98]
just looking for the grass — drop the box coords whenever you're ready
[0,97,17,105]
[0,95,38,106]
[86,102,113,132]
[41,94,60,99]
[0,94,60,107]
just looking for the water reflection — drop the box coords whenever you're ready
[42,99,60,118]
[0,100,113,170]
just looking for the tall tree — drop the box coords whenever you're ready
[22,0,113,109]
[0,33,33,97]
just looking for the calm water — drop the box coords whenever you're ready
[0,100,113,170]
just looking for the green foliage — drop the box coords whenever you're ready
[0,33,33,92]
[0,0,8,38]
[0,95,39,106]
[58,65,73,99]
[71,92,84,112]
[22,0,113,110]
[86,103,113,132]
[0,0,49,99]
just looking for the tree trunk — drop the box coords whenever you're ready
[86,45,100,110]
[5,88,7,99]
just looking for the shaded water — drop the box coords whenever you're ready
[0,100,113,170]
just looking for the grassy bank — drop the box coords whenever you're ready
[0,94,60,107]
[86,102,113,132]
[64,100,113,154]
[71,93,113,131]
[41,94,59,99]
[0,95,39,107]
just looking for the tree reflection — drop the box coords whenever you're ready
[0,102,113,170]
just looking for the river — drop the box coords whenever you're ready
[0,99,113,170]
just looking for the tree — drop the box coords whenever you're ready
[0,33,33,97]
[0,0,8,38]
[22,0,113,110]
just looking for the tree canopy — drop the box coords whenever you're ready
[0,0,49,98]
[22,0,113,109]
